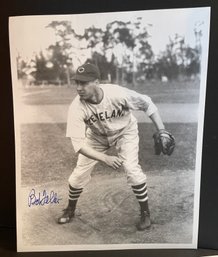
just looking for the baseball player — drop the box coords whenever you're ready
[58,63,175,230]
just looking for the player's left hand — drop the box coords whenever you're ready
[103,155,123,170]
[153,129,175,156]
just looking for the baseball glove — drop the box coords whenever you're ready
[153,129,175,156]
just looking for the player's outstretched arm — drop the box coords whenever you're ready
[78,145,123,170]
[149,110,165,131]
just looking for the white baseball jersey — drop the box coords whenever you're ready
[66,84,157,152]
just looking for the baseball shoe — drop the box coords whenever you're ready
[58,207,75,224]
[136,210,151,231]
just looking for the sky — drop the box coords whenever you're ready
[9,7,210,62]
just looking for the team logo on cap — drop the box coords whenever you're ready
[78,67,85,73]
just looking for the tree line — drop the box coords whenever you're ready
[17,19,201,86]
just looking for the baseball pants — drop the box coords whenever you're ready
[68,119,147,188]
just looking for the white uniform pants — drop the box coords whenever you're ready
[68,119,147,188]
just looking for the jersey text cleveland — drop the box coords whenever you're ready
[84,108,125,126]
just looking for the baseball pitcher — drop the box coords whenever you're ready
[58,63,175,230]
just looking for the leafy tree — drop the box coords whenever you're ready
[16,54,36,85]
[47,44,71,84]
[46,21,80,86]
[34,51,48,82]
[103,21,132,84]
[16,54,28,79]
[155,34,201,80]
[86,52,116,82]
[83,26,104,53]
[184,46,200,77]
[103,19,153,85]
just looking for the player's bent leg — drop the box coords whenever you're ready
[58,129,109,225]
[58,132,109,225]
[58,154,98,224]
[70,154,97,186]
[115,124,151,230]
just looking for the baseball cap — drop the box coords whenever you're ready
[73,63,100,82]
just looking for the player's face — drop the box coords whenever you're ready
[76,80,97,101]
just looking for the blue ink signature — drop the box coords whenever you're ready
[28,189,62,207]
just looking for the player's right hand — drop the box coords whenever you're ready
[104,156,123,170]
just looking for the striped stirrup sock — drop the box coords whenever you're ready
[132,183,149,212]
[68,185,83,209]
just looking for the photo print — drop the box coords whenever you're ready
[9,7,210,252]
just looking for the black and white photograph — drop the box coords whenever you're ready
[9,7,210,252]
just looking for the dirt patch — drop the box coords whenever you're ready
[21,169,194,248]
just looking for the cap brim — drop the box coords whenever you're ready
[72,74,96,82]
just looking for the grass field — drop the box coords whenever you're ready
[21,123,197,186]
[21,79,200,105]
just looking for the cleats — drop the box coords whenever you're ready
[58,207,75,224]
[136,210,151,231]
